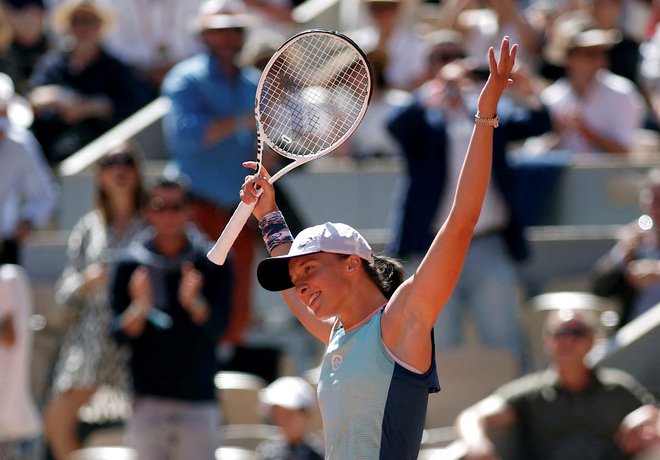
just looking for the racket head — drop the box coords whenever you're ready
[255,29,373,161]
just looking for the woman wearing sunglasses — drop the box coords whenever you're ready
[43,142,148,460]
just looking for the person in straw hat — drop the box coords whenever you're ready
[539,12,645,155]
[27,0,150,165]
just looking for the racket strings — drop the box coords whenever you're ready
[258,33,370,158]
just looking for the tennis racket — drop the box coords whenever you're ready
[207,29,373,265]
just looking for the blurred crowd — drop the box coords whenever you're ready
[1,0,660,459]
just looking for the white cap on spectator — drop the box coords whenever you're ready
[259,376,314,410]
[195,0,253,31]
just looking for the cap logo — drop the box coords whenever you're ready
[297,236,315,248]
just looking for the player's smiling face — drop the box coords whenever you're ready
[289,252,352,319]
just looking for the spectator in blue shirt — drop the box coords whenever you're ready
[0,72,58,265]
[161,0,259,348]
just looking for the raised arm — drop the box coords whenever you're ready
[240,162,335,344]
[383,37,517,359]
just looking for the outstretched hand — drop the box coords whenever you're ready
[477,36,518,117]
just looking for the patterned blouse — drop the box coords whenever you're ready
[51,210,147,395]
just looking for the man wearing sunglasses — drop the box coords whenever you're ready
[110,177,232,460]
[456,301,658,460]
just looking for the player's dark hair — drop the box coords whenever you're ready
[364,255,405,299]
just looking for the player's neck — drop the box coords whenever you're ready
[339,281,387,331]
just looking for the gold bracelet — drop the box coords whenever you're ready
[474,113,499,128]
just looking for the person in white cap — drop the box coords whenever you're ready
[256,376,323,460]
[0,72,58,265]
[539,13,645,155]
[239,37,517,459]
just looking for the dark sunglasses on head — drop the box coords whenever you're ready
[547,326,592,339]
[99,154,136,169]
[148,201,186,213]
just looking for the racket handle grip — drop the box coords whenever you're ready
[207,201,256,265]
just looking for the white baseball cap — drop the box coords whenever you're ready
[257,222,374,292]
[259,376,314,410]
[194,0,254,31]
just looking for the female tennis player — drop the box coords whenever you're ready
[239,36,517,459]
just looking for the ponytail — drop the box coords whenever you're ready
[364,255,405,299]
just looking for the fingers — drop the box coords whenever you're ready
[243,161,258,171]
[240,173,270,204]
[508,44,518,74]
[243,161,272,180]
[485,37,518,91]
[181,261,194,274]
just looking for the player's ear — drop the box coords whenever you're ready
[345,255,361,273]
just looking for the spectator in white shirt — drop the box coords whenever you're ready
[345,0,426,91]
[540,13,645,155]
[0,264,42,460]
[102,0,204,93]
[0,72,58,265]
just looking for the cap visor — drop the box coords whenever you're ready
[257,255,296,292]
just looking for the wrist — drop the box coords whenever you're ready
[190,296,208,312]
[258,210,294,254]
[474,112,499,128]
[254,207,280,222]
[187,296,210,323]
[129,301,151,317]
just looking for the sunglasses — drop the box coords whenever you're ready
[70,14,102,27]
[367,3,399,14]
[547,327,592,339]
[429,52,465,64]
[148,201,186,213]
[99,154,135,169]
